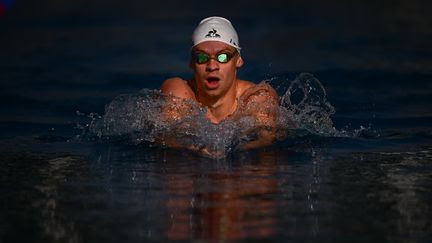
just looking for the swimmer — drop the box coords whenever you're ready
[160,17,280,156]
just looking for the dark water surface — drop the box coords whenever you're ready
[1,0,432,242]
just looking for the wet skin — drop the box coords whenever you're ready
[160,41,280,156]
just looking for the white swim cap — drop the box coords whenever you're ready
[192,16,241,51]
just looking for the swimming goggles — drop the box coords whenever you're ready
[193,52,237,64]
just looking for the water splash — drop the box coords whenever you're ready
[81,73,362,157]
[280,73,339,136]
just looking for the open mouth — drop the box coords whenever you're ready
[205,77,220,89]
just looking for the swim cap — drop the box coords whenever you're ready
[192,16,241,51]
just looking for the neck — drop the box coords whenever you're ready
[197,81,238,124]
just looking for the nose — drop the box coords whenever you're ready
[205,58,219,72]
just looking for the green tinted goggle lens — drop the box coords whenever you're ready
[217,53,229,63]
[195,53,231,64]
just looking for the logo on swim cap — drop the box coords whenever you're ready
[205,28,221,38]
[192,16,241,51]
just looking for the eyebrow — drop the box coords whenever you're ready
[192,48,236,54]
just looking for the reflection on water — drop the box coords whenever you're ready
[0,152,84,243]
[33,156,81,242]
[164,151,278,240]
[376,150,432,241]
[1,145,431,242]
[329,147,432,242]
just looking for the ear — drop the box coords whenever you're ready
[235,56,244,68]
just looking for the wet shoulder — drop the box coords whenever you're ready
[238,80,278,103]
[160,77,196,100]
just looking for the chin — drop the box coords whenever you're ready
[203,89,222,97]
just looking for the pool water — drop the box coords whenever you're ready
[1,1,432,242]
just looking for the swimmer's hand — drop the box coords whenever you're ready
[157,135,226,159]
[198,147,225,159]
[237,126,278,151]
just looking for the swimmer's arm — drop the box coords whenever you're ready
[238,86,280,150]
[160,77,196,122]
[161,77,195,100]
[159,78,221,157]
[158,79,192,149]
[157,112,223,158]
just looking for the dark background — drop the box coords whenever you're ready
[1,2,432,242]
[1,0,432,134]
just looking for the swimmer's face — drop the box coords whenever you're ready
[190,41,243,98]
